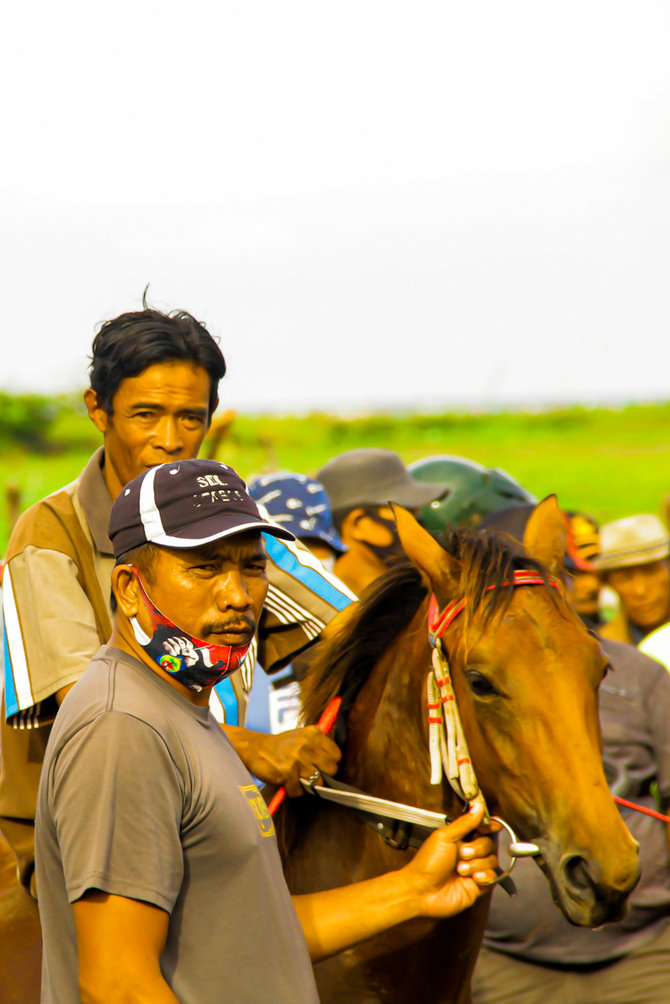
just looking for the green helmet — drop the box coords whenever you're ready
[408,455,536,532]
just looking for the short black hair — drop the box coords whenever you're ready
[90,307,226,418]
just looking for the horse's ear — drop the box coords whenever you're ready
[391,504,460,598]
[522,495,566,577]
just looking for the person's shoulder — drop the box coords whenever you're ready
[50,648,114,724]
[5,474,83,561]
[50,649,175,751]
[601,637,665,676]
[639,622,670,669]
[600,638,670,714]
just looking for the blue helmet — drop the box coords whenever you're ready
[247,472,346,555]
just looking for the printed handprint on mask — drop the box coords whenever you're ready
[163,635,200,667]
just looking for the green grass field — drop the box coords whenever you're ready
[1,400,668,554]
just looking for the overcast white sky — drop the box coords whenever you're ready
[2,2,669,412]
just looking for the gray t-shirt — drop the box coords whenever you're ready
[482,639,670,965]
[35,645,319,1004]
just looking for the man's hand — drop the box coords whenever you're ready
[293,800,499,962]
[223,725,341,793]
[399,799,499,918]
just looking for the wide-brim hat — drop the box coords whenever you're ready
[317,448,446,514]
[109,460,294,559]
[594,514,669,572]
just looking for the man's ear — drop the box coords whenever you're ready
[83,387,110,435]
[391,504,460,603]
[339,508,367,546]
[112,565,140,619]
[206,395,220,431]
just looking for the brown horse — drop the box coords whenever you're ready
[277,498,640,1004]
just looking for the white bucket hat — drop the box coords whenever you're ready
[594,514,669,572]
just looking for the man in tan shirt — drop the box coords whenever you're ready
[1,305,354,894]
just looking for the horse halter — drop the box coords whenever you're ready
[279,571,556,892]
[426,571,560,879]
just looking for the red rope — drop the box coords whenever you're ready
[268,697,342,816]
[613,795,670,824]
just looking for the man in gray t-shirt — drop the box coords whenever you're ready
[38,644,319,1004]
[36,459,498,1004]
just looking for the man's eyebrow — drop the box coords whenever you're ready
[129,400,164,411]
[245,548,268,562]
[129,401,208,415]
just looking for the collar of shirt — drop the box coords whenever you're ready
[77,447,114,556]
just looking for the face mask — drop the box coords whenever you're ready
[129,570,251,692]
[361,510,407,568]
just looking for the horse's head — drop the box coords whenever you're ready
[395,498,640,928]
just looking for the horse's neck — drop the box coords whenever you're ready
[341,601,464,820]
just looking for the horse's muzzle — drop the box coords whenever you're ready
[539,838,641,927]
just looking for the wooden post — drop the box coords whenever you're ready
[6,483,21,533]
[204,410,236,461]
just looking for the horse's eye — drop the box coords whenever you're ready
[465,670,499,697]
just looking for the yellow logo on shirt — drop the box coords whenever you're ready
[239,784,276,837]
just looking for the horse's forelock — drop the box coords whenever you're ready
[447,527,558,635]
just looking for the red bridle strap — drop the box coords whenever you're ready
[428,571,560,640]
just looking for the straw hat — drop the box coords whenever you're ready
[594,514,669,572]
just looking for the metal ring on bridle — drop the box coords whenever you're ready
[486,815,540,886]
[304,770,322,792]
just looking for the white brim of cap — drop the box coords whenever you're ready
[149,519,295,548]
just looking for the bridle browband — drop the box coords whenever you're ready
[428,571,560,639]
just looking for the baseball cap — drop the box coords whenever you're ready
[317,448,445,513]
[247,472,346,554]
[109,459,295,559]
[594,514,669,572]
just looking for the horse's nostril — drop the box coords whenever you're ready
[563,855,594,892]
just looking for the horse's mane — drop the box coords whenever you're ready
[301,528,553,728]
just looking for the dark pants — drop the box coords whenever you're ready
[471,922,670,1004]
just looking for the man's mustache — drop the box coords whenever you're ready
[200,616,256,637]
